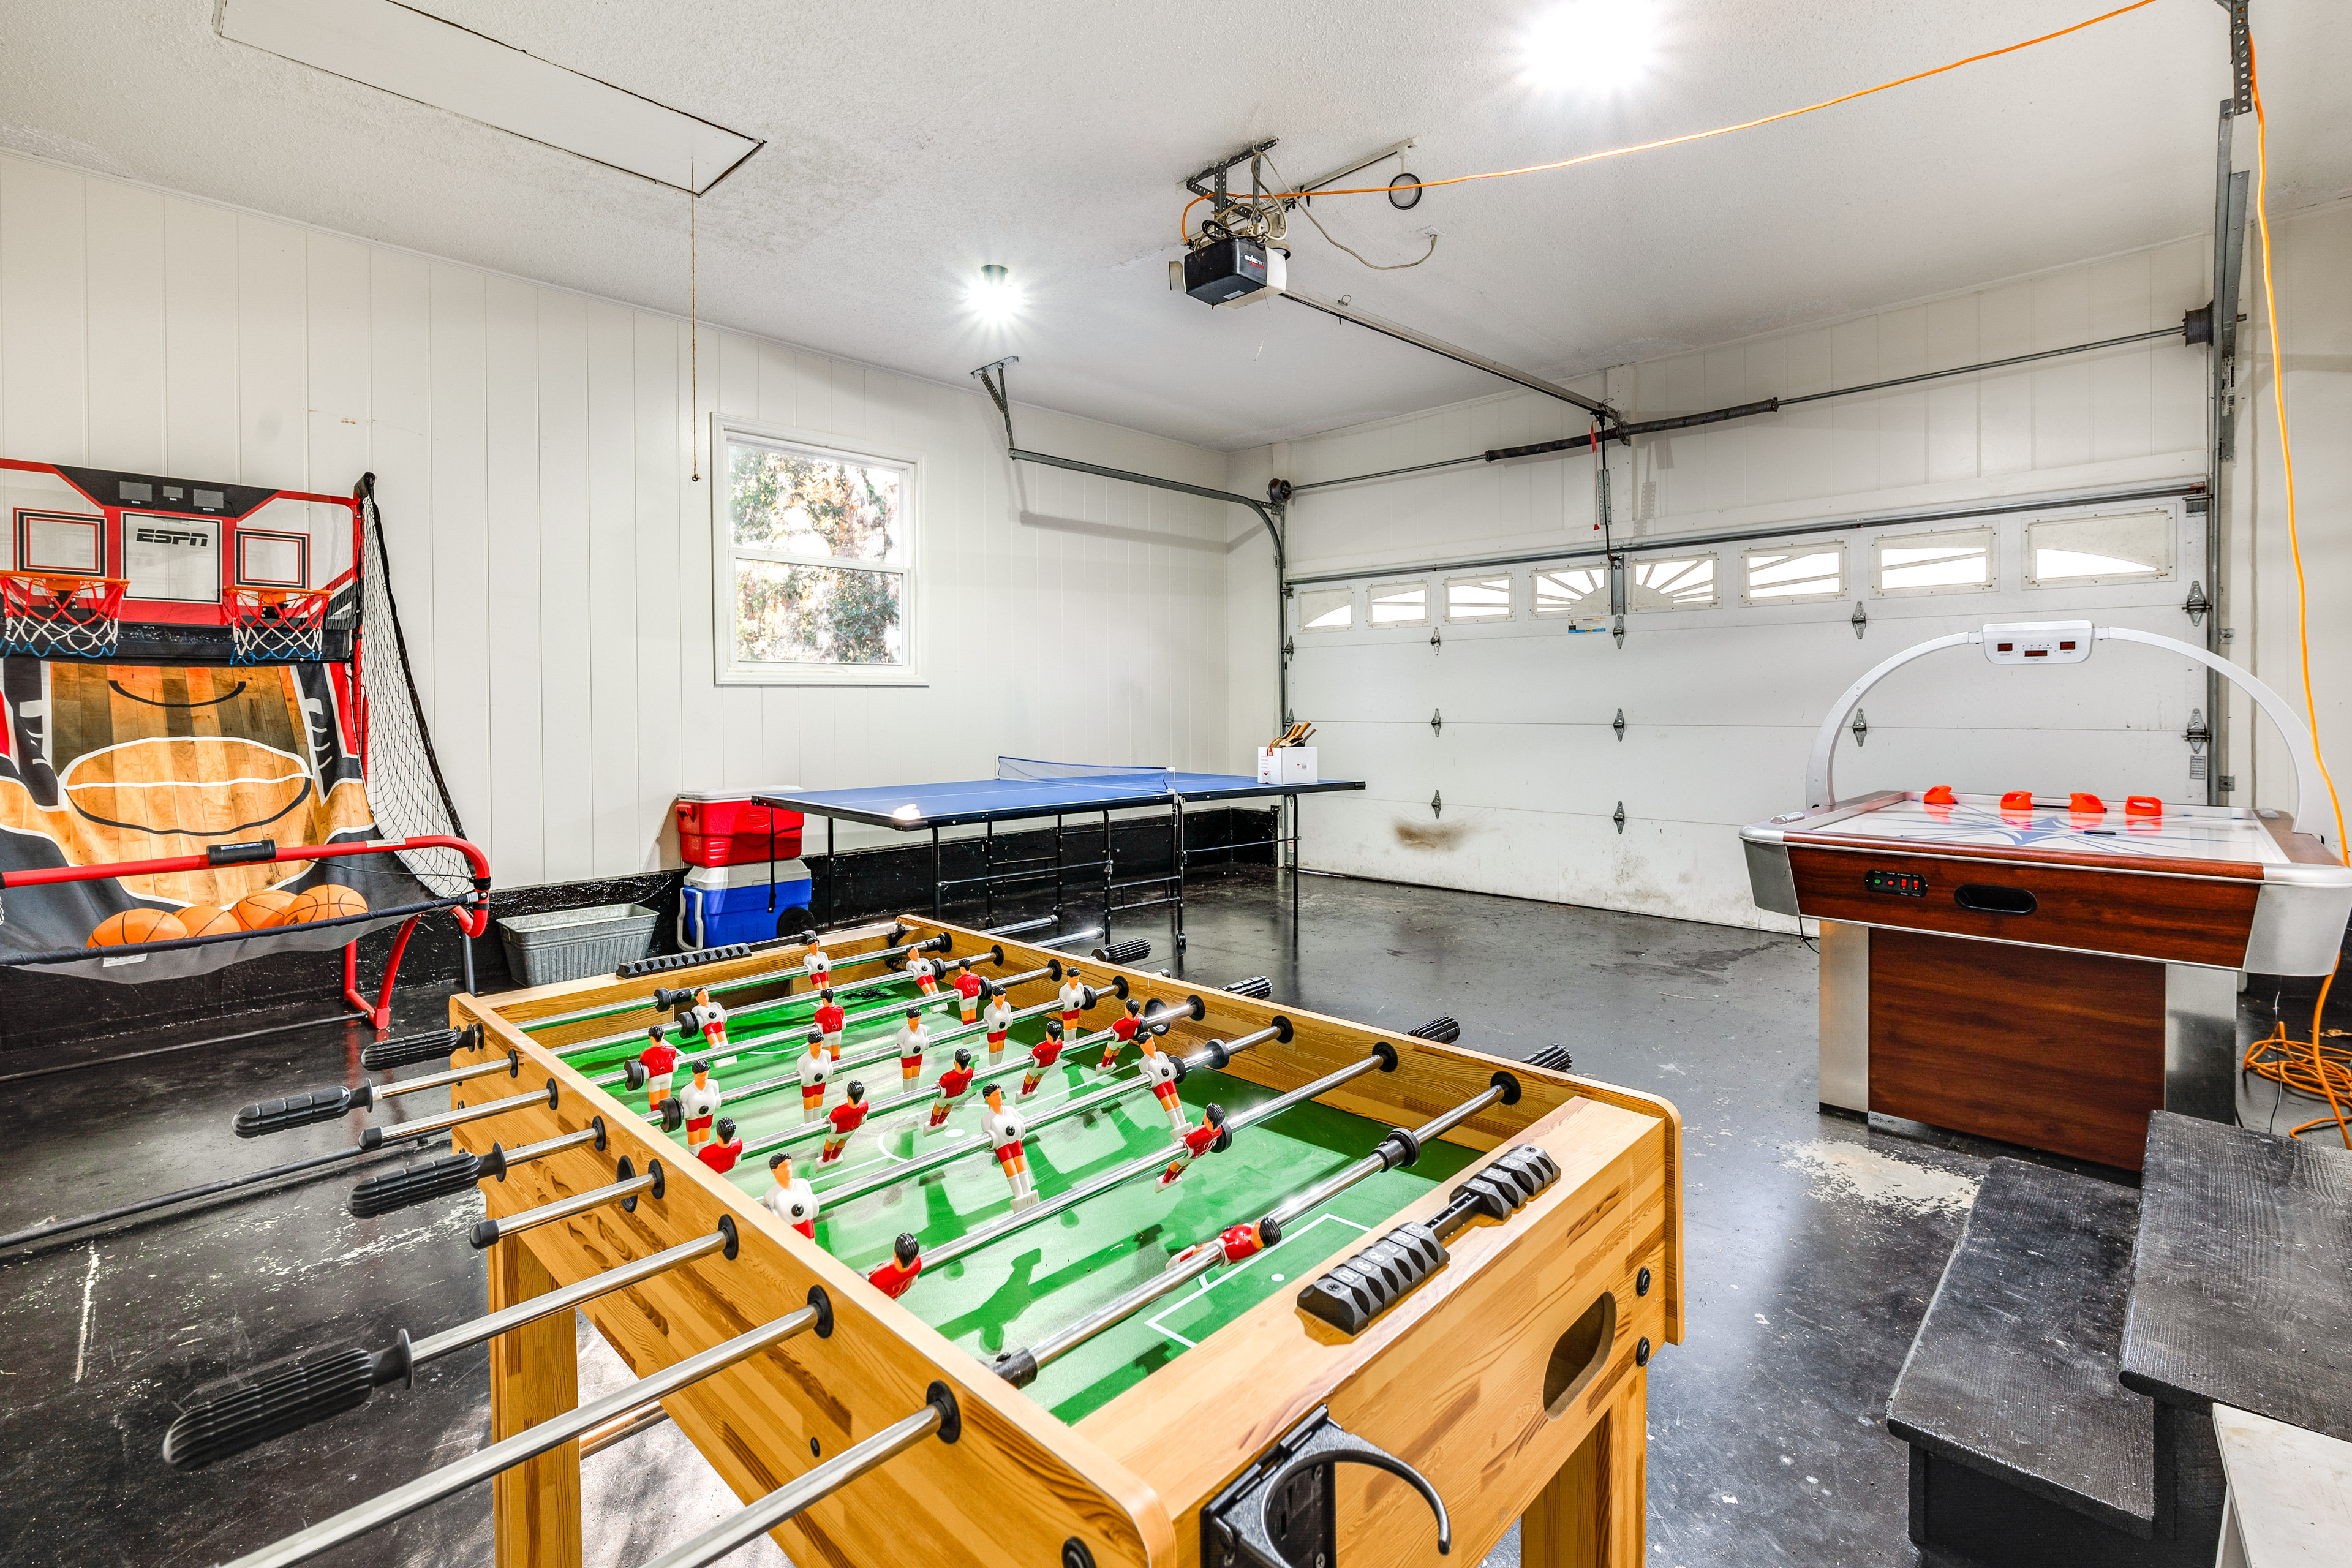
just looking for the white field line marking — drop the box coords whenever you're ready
[1144,1213,1369,1350]
[72,1243,100,1382]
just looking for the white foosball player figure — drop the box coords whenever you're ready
[1057,968,1088,1036]
[1138,1035,1188,1134]
[894,1009,932,1087]
[907,950,940,995]
[797,1033,834,1122]
[678,1060,723,1148]
[981,987,1013,1060]
[763,1152,819,1238]
[979,1085,1036,1209]
[680,987,731,1052]
[804,934,831,988]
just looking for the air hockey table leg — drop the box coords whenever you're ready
[490,1239,581,1568]
[1520,1372,1648,1567]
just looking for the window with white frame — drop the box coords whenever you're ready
[1297,586,1354,631]
[1534,554,1717,615]
[1444,574,1512,621]
[717,424,916,684]
[2026,511,2173,587]
[1874,527,1994,596]
[1367,581,1428,626]
[1743,543,1846,603]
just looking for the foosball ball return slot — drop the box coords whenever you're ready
[167,914,1681,1568]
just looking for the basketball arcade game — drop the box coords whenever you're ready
[1744,620,2352,1169]
[173,919,1680,1568]
[0,460,488,1028]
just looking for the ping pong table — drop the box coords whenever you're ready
[755,760,1362,949]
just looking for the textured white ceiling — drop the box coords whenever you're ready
[4,1,2347,450]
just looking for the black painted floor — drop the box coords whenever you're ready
[2,869,2330,1567]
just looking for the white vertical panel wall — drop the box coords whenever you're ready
[0,149,1232,887]
[1229,235,2252,930]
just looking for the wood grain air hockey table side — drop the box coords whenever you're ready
[444,918,1683,1568]
[1743,621,2352,1171]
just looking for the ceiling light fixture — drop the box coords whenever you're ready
[217,0,761,194]
[970,264,1021,324]
[1520,0,1662,96]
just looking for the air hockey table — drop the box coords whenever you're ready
[1744,622,2352,1170]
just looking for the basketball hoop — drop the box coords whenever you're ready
[225,586,335,664]
[0,571,129,660]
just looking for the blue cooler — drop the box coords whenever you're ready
[679,860,813,949]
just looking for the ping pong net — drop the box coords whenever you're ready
[995,756,1174,793]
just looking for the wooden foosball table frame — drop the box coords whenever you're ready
[448,916,1684,1568]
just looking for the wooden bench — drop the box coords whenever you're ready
[1886,1157,2221,1566]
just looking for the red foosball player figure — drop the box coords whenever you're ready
[798,1032,834,1123]
[679,1060,723,1148]
[907,949,940,995]
[954,958,985,1025]
[981,986,1014,1061]
[926,1048,977,1134]
[820,1080,870,1164]
[894,1008,932,1086]
[1019,1019,1067,1098]
[1175,1219,1272,1269]
[763,1152,819,1239]
[1138,1034,1188,1134]
[1057,968,1088,1035]
[1158,1104,1228,1188]
[813,987,846,1060]
[804,933,831,988]
[979,1084,1037,1209]
[867,1232,923,1298]
[682,987,731,1053]
[696,1117,745,1174]
[637,1026,680,1116]
[1102,998,1145,1069]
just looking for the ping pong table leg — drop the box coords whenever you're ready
[932,826,943,918]
[1102,810,1114,941]
[1173,795,1187,952]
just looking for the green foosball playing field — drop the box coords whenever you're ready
[524,963,1477,1422]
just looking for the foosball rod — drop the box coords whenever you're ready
[640,979,1084,1122]
[635,1384,960,1568]
[914,1040,1403,1277]
[532,932,954,1037]
[162,1220,742,1468]
[0,1134,447,1253]
[234,1049,528,1138]
[812,1019,1285,1212]
[736,1012,1150,1164]
[992,1071,1520,1389]
[469,1156,662,1250]
[590,963,1069,1091]
[207,1303,826,1568]
[350,1079,560,1150]
[347,1120,608,1218]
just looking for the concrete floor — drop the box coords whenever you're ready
[3,869,2328,1567]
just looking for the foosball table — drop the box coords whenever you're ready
[175,918,1683,1568]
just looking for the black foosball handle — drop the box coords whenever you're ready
[1222,975,1273,999]
[360,1027,470,1072]
[1295,1144,1561,1335]
[1408,1016,1461,1044]
[349,1151,484,1217]
[1095,938,1151,965]
[161,1335,412,1469]
[235,1086,372,1137]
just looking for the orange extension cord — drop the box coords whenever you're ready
[2235,37,2352,1147]
[1179,1,2160,243]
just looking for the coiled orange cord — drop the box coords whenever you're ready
[2236,36,2351,1148]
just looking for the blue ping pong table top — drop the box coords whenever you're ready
[755,771,1363,831]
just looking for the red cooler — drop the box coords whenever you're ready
[674,789,804,867]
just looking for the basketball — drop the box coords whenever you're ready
[88,908,189,948]
[285,885,370,924]
[233,889,300,930]
[176,904,240,938]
